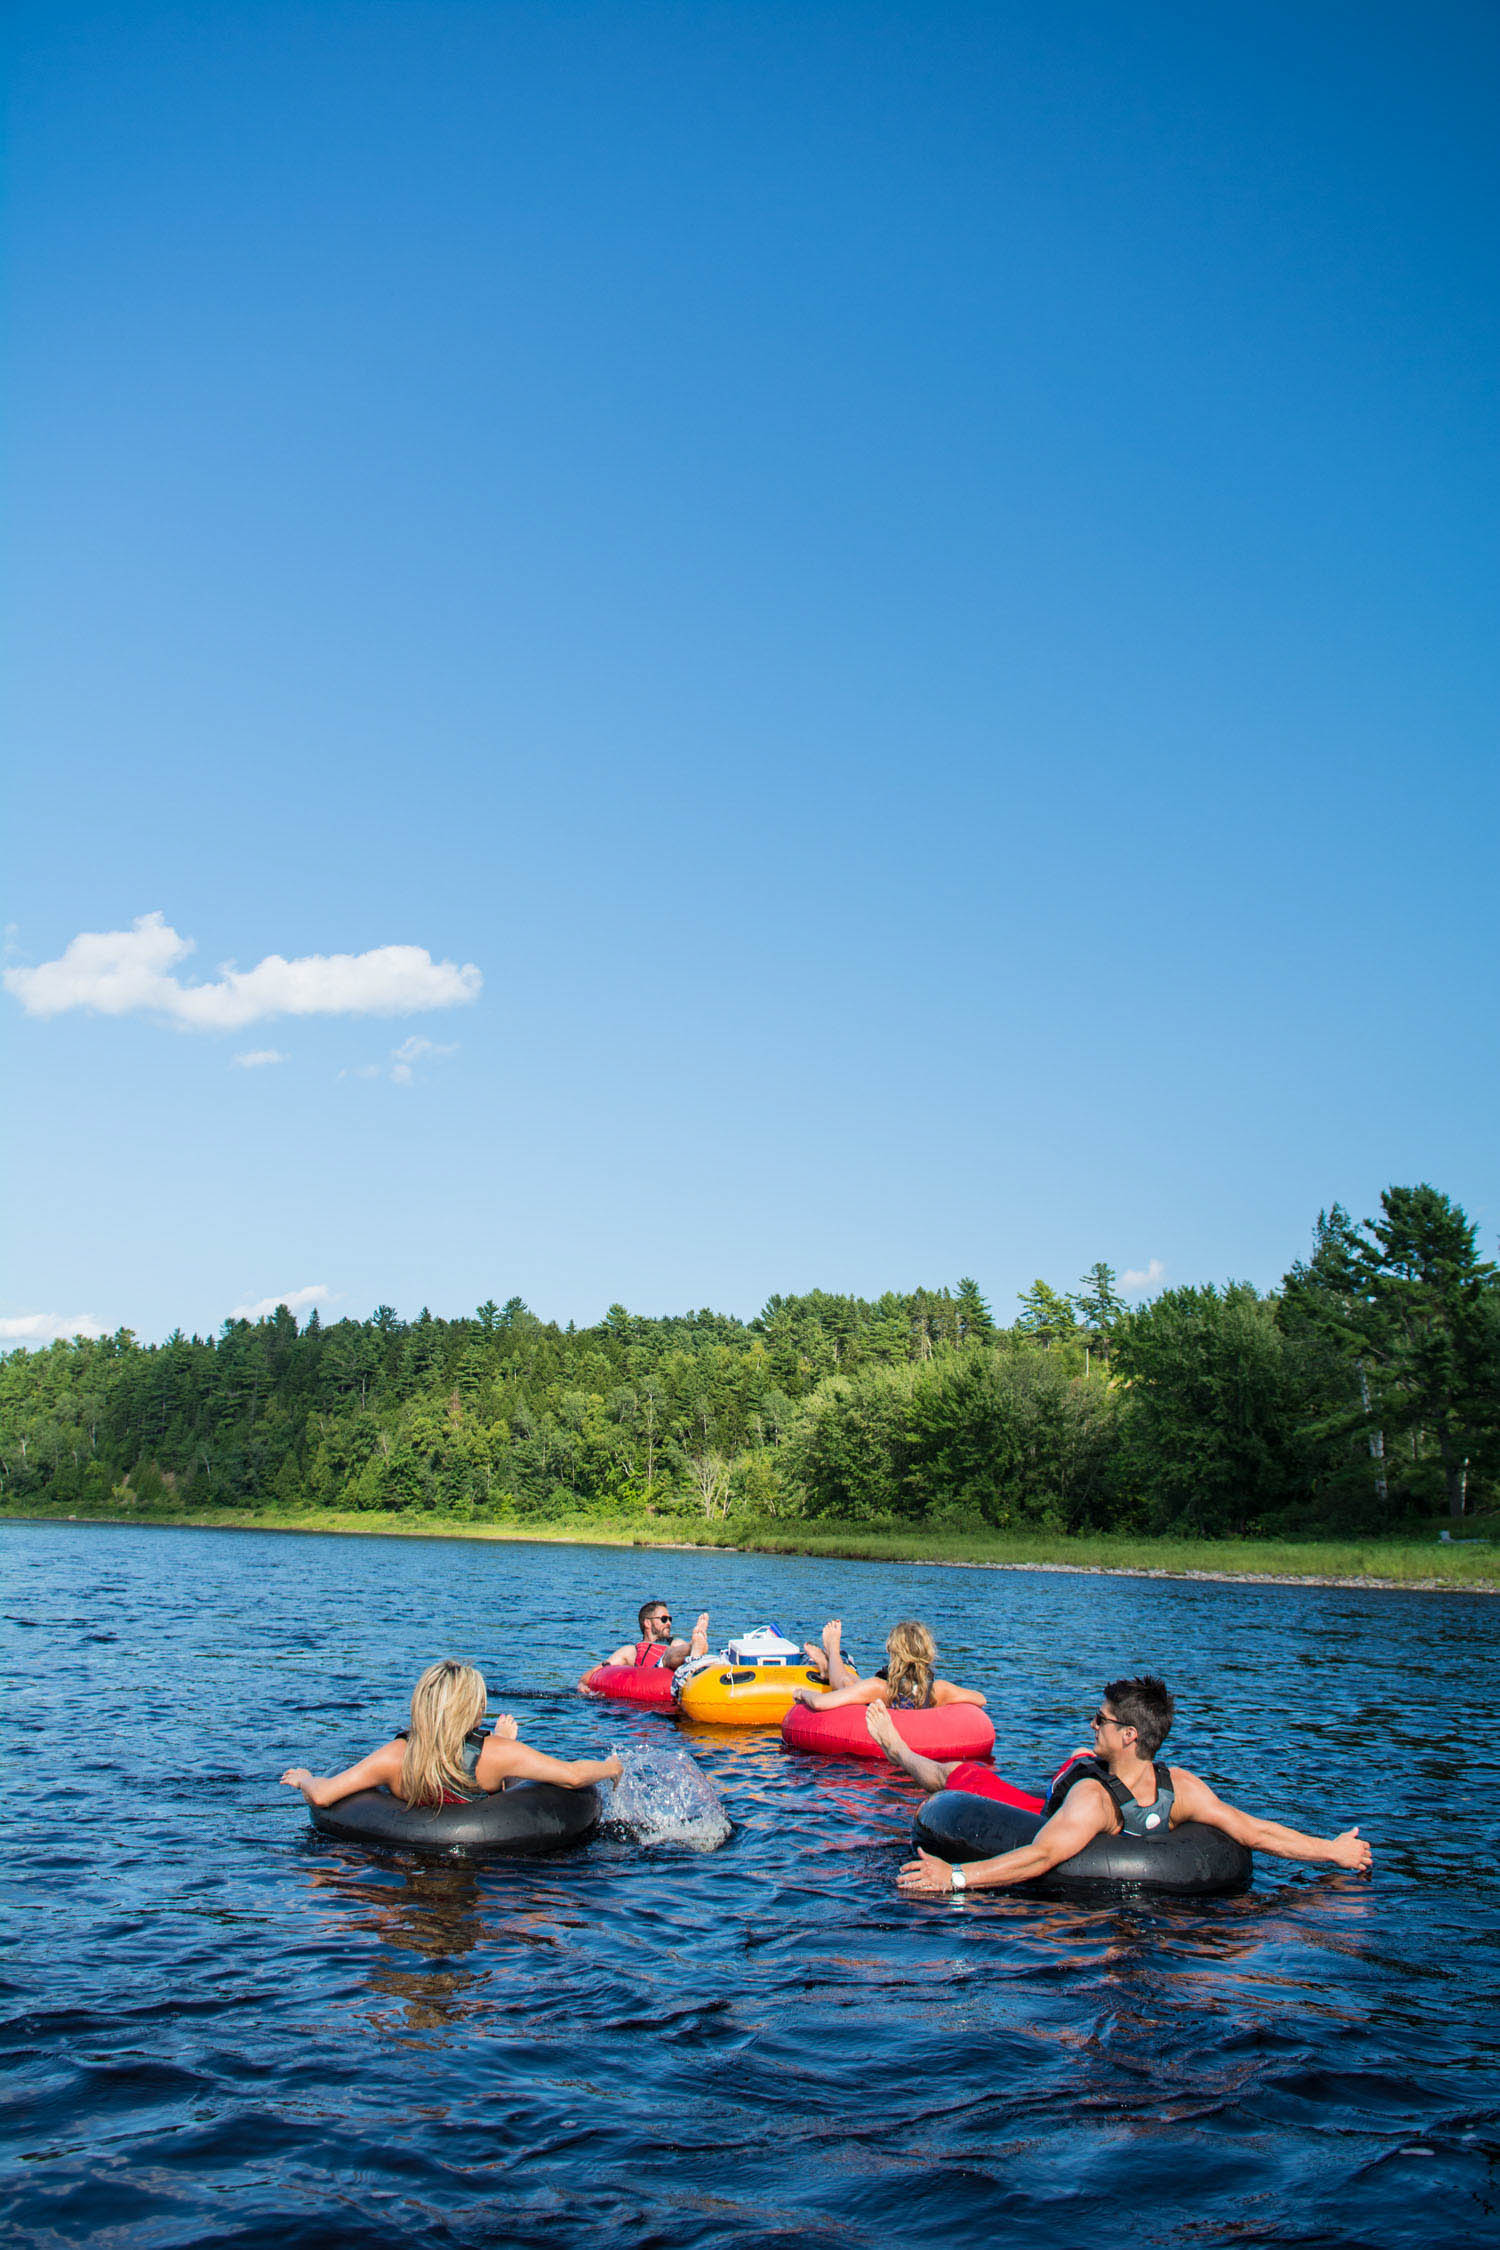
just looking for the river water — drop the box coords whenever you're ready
[3,1520,1498,2248]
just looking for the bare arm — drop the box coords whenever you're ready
[280,1739,405,1808]
[477,1738,623,1792]
[1172,1770,1372,1871]
[898,1781,1112,1894]
[931,1679,988,1708]
[793,1674,888,1712]
[603,1643,636,1668]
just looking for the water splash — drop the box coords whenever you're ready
[608,1741,732,1850]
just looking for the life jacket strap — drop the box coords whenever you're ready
[1046,1755,1172,1828]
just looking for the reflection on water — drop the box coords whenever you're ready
[2,1519,1498,2248]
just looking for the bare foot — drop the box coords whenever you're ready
[864,1702,903,1762]
[490,1713,520,1740]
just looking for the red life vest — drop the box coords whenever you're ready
[633,1639,671,1668]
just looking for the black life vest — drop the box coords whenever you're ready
[1045,1753,1175,1838]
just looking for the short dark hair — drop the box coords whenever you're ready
[638,1599,670,1633]
[1102,1676,1174,1759]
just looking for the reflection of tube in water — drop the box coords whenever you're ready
[608,1743,732,1849]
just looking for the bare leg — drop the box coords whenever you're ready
[822,1619,858,1692]
[865,1702,956,1796]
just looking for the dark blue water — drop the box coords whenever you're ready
[4,1521,1498,2249]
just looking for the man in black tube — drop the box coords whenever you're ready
[894,1675,1374,1896]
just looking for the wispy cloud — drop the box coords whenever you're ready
[232,1048,288,1069]
[341,1034,460,1086]
[229,1284,333,1323]
[5,912,482,1030]
[1121,1259,1166,1292]
[0,1311,106,1347]
[390,1035,458,1085]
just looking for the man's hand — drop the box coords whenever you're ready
[604,1753,624,1782]
[490,1713,519,1741]
[898,1849,957,1895]
[1329,1826,1372,1873]
[792,1686,815,1706]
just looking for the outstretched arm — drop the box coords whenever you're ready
[898,1783,1112,1894]
[793,1675,887,1712]
[1174,1770,1372,1871]
[280,1739,404,1808]
[478,1739,623,1792]
[932,1679,988,1708]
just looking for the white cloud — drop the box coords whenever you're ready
[229,1284,333,1323]
[5,912,482,1030]
[232,1048,288,1069]
[1121,1259,1166,1292]
[0,1312,106,1347]
[344,1034,460,1086]
[390,1034,458,1085]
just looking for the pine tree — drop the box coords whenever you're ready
[954,1277,994,1344]
[1015,1280,1076,1349]
[1071,1262,1126,1367]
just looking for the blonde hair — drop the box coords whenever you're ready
[399,1660,488,1808]
[884,1620,936,1709]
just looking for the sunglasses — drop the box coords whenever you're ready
[1090,1709,1130,1731]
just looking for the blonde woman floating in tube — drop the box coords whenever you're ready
[280,1659,622,1809]
[790,1620,987,1714]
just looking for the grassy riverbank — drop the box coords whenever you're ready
[5,1500,1497,1591]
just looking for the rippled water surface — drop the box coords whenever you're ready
[4,1521,1499,2248]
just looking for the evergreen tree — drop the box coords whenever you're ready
[1071,1262,1126,1366]
[954,1277,994,1344]
[1015,1280,1076,1348]
[1355,1186,1497,1517]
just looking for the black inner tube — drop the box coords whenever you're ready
[913,1788,1251,1897]
[310,1778,602,1855]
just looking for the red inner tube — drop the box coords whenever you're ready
[781,1701,996,1761]
[579,1662,676,1710]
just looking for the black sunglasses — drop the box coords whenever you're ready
[1090,1709,1130,1731]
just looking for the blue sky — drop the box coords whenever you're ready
[5,0,1497,1346]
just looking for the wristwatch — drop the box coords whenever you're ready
[949,1865,967,1892]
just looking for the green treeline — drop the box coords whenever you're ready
[4,1185,1497,1537]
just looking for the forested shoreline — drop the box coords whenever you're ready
[5,1186,1497,1539]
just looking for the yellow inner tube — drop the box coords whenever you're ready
[675,1660,826,1726]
